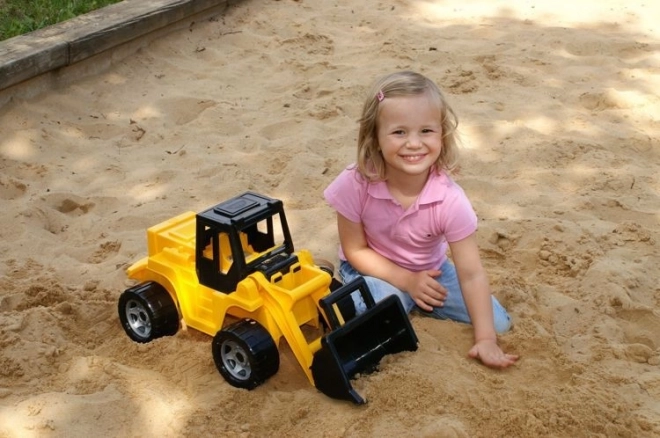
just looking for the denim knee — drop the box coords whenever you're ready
[427,260,513,334]
[339,261,415,314]
[339,259,513,333]
[492,300,513,334]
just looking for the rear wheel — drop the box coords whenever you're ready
[315,258,335,277]
[118,282,179,343]
[212,319,279,390]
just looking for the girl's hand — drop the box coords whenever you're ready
[405,269,446,312]
[468,339,519,369]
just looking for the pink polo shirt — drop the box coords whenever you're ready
[323,165,478,271]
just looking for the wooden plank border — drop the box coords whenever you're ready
[0,0,228,91]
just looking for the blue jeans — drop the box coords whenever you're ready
[339,259,512,334]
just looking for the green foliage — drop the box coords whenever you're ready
[0,0,123,41]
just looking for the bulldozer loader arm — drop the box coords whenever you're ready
[311,277,418,404]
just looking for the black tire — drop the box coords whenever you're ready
[315,258,335,277]
[118,282,179,343]
[212,319,279,390]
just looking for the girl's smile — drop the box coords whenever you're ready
[376,92,444,179]
[401,154,427,162]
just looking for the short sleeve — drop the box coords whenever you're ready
[438,182,478,243]
[323,166,365,223]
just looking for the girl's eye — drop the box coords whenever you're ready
[392,130,405,135]
[422,128,435,133]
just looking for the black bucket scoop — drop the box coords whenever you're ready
[311,277,418,404]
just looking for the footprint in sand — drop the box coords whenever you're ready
[442,68,478,94]
[259,119,302,141]
[280,33,334,56]
[23,193,123,263]
[617,308,660,354]
[54,197,95,215]
[45,193,121,216]
[0,175,27,200]
[155,97,218,126]
[579,90,631,112]
[20,194,102,235]
[87,240,122,264]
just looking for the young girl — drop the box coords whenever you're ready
[324,71,518,369]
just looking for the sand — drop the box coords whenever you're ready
[1,0,659,436]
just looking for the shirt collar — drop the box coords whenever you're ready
[366,168,451,204]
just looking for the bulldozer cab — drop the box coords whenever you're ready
[195,192,295,293]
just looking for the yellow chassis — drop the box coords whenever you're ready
[126,210,332,387]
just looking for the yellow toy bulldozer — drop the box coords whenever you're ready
[117,192,418,404]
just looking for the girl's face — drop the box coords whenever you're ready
[376,93,443,180]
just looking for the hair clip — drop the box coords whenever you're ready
[376,90,385,102]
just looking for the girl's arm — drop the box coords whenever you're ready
[449,233,518,368]
[337,212,446,311]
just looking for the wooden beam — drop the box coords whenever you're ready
[0,0,228,91]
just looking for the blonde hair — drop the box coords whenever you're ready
[356,71,460,181]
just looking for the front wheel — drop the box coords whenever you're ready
[118,282,179,343]
[212,319,279,390]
